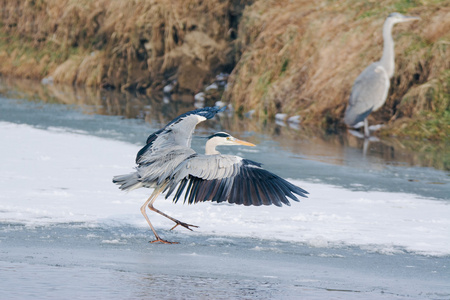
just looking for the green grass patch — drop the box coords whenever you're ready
[393,0,420,13]
[280,58,289,76]
[396,70,450,141]
[257,71,273,95]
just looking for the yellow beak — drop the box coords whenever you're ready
[234,139,256,147]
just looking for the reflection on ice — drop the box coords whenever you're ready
[0,77,448,172]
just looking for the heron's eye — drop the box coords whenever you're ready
[226,137,231,140]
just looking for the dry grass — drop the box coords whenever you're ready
[0,0,248,91]
[0,0,448,140]
[223,0,450,139]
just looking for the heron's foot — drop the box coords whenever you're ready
[149,238,179,244]
[170,220,199,231]
[367,136,380,142]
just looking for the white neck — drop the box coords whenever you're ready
[205,138,220,155]
[379,19,395,78]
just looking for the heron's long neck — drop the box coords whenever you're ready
[379,19,395,78]
[205,139,220,155]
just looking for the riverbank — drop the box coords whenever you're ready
[0,0,448,139]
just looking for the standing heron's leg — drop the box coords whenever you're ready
[363,118,370,138]
[363,138,369,157]
[140,186,176,244]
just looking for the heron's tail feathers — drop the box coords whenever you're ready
[112,173,143,191]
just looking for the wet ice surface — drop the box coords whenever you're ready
[1,224,449,300]
[1,96,450,299]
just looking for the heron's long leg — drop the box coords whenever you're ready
[148,203,199,231]
[363,118,370,137]
[140,186,176,244]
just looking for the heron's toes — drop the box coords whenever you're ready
[170,221,199,231]
[149,238,179,244]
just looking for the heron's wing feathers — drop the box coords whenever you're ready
[344,63,390,126]
[165,155,309,207]
[113,146,196,191]
[137,147,197,186]
[136,106,225,163]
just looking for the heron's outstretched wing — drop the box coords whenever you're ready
[113,146,197,191]
[344,63,390,126]
[165,155,309,207]
[136,106,225,163]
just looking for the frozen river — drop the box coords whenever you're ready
[0,83,449,299]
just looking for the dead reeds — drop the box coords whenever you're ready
[0,0,248,91]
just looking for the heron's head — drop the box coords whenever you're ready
[205,132,255,155]
[387,12,420,24]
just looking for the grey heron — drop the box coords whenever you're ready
[113,107,309,244]
[344,12,420,137]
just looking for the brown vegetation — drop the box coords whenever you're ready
[0,0,449,140]
[0,0,249,92]
[223,0,449,139]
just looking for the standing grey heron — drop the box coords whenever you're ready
[113,107,309,244]
[344,12,420,137]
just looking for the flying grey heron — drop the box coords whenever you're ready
[113,107,309,244]
[344,12,420,137]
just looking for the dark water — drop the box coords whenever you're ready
[1,78,448,200]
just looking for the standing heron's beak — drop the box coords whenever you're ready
[234,139,256,147]
[403,15,420,22]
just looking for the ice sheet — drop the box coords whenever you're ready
[1,122,449,256]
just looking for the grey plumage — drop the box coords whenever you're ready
[113,108,308,244]
[113,107,225,190]
[165,156,308,206]
[344,12,420,137]
[344,63,389,127]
